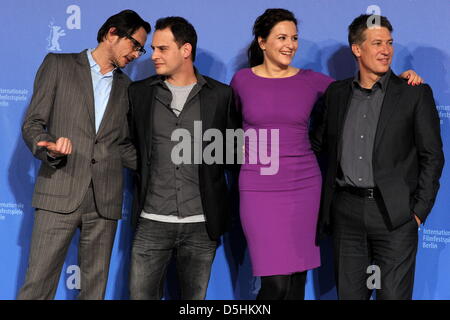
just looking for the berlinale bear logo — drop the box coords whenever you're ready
[47,5,81,52]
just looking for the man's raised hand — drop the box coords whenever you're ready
[37,137,72,158]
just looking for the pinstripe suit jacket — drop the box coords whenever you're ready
[22,50,136,220]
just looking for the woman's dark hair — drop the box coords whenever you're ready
[97,10,151,43]
[155,16,198,61]
[248,8,297,67]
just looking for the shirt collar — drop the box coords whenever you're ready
[86,49,115,77]
[353,68,391,92]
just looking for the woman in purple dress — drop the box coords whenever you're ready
[231,8,423,300]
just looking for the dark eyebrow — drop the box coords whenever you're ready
[277,33,298,37]
[371,38,393,43]
[151,45,169,50]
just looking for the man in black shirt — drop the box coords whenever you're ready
[311,14,444,300]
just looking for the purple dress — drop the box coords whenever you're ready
[231,68,333,276]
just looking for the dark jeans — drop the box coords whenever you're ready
[129,218,217,300]
[332,190,418,300]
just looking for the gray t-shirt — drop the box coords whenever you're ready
[165,80,196,116]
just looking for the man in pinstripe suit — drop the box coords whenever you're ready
[17,10,150,300]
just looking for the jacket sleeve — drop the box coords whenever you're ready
[22,53,65,168]
[310,87,330,156]
[412,84,445,223]
[225,87,243,173]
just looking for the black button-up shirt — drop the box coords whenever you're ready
[338,69,391,188]
[143,73,206,217]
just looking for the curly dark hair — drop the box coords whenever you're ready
[248,8,297,67]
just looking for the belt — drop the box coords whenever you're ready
[338,186,381,199]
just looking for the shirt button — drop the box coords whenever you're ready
[91,159,96,164]
[359,156,363,160]
[358,178,363,182]
[363,115,367,118]
[176,167,180,170]
[360,135,364,139]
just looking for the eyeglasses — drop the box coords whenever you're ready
[126,34,146,56]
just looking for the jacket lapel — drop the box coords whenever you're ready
[336,80,353,161]
[75,50,96,135]
[373,73,402,151]
[96,71,125,137]
[199,86,217,134]
[144,84,156,161]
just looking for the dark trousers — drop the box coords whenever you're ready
[17,186,117,300]
[256,272,307,300]
[332,190,418,300]
[129,218,217,300]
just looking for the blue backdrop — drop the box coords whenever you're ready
[1,0,449,300]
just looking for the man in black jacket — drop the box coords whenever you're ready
[311,14,444,299]
[128,16,240,299]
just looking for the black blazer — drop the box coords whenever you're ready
[128,74,241,241]
[311,72,444,236]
